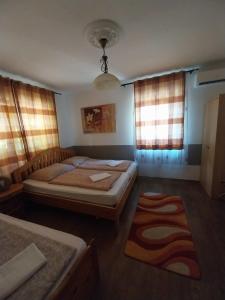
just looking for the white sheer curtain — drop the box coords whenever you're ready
[135,73,190,166]
[135,148,187,165]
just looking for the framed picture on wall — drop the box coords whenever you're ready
[81,103,116,133]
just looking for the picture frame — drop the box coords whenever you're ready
[81,103,116,133]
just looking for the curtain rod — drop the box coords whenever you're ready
[121,67,199,87]
[0,74,62,95]
[16,81,62,96]
[13,79,62,95]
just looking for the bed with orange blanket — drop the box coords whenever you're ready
[49,168,122,191]
[12,148,137,226]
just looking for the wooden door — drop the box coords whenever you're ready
[200,98,219,196]
[212,95,225,198]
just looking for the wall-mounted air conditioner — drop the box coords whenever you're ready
[197,68,225,86]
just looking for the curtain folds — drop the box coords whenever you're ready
[0,77,26,175]
[134,72,185,150]
[12,82,59,158]
[135,149,187,166]
[0,76,59,176]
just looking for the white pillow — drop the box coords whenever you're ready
[62,156,89,166]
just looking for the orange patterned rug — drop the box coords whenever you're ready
[125,193,201,279]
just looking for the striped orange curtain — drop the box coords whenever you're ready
[13,82,59,158]
[0,77,26,175]
[135,72,185,150]
[0,77,59,176]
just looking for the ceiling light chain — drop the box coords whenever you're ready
[85,19,121,90]
[100,55,108,74]
[100,38,109,74]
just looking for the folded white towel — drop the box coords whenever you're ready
[0,243,47,300]
[89,172,112,182]
[107,160,123,167]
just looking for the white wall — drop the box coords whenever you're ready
[55,92,78,147]
[56,85,134,147]
[54,72,225,180]
[57,72,225,148]
[138,163,201,181]
[187,72,225,144]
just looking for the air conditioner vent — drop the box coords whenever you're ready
[197,68,225,85]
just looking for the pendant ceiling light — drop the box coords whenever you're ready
[85,20,121,90]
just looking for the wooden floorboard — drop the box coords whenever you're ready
[23,177,225,300]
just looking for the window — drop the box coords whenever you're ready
[134,72,185,150]
[13,81,59,158]
[0,76,59,176]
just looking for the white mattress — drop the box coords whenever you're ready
[0,213,87,259]
[126,161,138,178]
[23,162,137,207]
[0,213,87,296]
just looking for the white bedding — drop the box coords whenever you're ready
[23,162,137,207]
[0,213,87,298]
[0,213,86,261]
[126,162,138,178]
[0,243,47,300]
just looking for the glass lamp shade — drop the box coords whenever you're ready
[93,72,120,90]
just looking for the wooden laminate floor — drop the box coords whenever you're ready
[24,177,225,300]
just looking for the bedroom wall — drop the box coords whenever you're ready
[187,73,225,144]
[58,72,225,149]
[55,85,134,146]
[2,68,224,180]
[55,92,79,147]
[54,72,225,180]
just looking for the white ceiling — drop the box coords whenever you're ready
[0,0,225,92]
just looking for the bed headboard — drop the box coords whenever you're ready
[12,147,75,183]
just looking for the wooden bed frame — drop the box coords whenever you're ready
[48,240,99,300]
[12,148,137,227]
